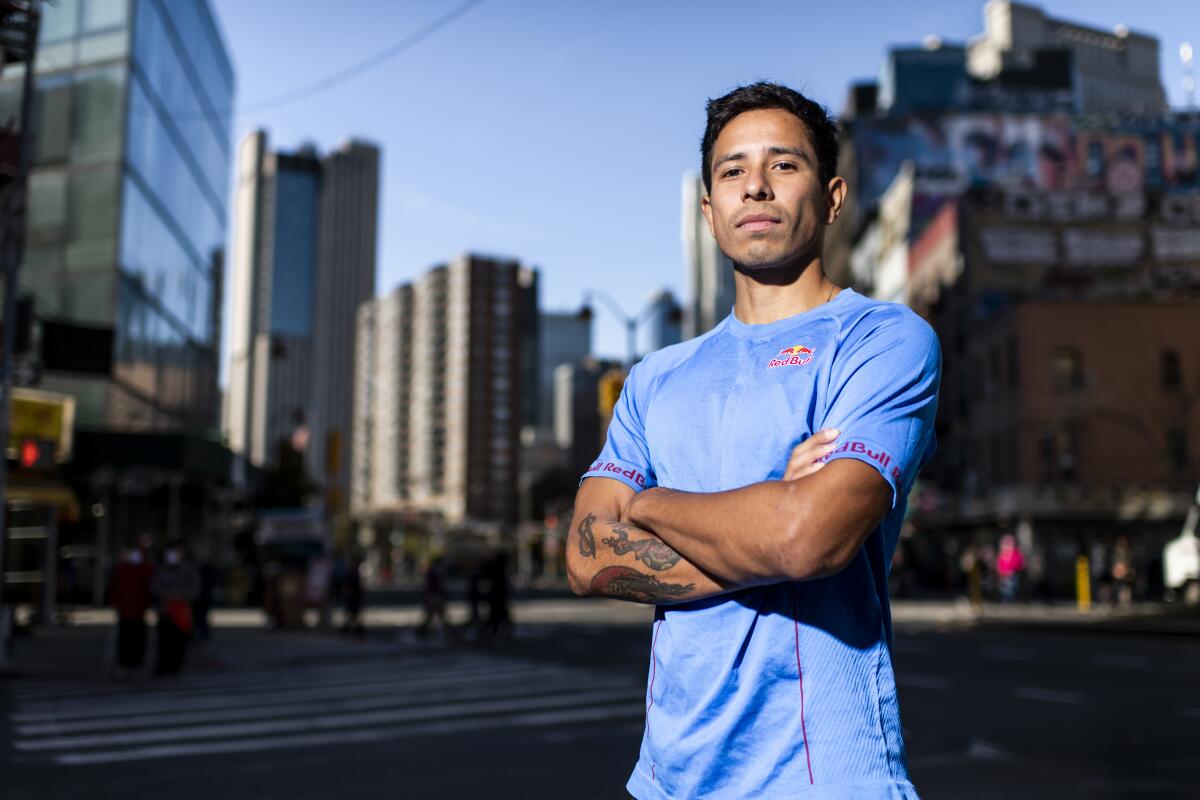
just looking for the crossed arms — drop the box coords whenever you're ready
[566,431,894,604]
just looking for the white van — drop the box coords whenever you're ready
[1164,483,1200,603]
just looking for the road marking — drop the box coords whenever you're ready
[1088,653,1148,669]
[897,674,949,690]
[983,646,1035,662]
[15,686,644,752]
[15,674,637,737]
[966,738,1010,760]
[11,661,573,723]
[9,654,501,708]
[52,702,647,765]
[1011,687,1082,705]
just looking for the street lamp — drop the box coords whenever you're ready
[579,289,641,368]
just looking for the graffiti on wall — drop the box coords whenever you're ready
[852,113,1200,212]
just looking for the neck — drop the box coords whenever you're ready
[731,253,840,325]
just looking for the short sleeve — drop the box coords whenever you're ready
[819,309,941,507]
[581,361,657,493]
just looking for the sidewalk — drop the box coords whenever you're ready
[2,597,1196,684]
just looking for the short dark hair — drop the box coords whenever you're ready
[701,82,839,194]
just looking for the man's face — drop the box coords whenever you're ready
[701,108,844,270]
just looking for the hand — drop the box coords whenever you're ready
[783,429,840,482]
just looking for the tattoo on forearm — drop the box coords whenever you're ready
[601,526,682,571]
[589,566,694,603]
[577,513,597,558]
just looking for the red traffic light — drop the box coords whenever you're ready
[17,438,52,470]
[19,439,40,468]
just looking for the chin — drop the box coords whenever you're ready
[730,245,791,271]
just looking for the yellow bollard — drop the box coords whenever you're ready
[1075,555,1092,612]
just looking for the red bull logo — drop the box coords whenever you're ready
[767,344,815,369]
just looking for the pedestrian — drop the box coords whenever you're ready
[466,560,484,633]
[341,555,365,637]
[1111,536,1136,607]
[996,534,1025,603]
[108,541,155,677]
[417,556,446,640]
[566,83,940,798]
[484,552,512,638]
[151,545,200,676]
[192,547,219,642]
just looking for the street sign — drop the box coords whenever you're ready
[7,387,73,462]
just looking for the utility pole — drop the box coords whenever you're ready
[0,0,41,665]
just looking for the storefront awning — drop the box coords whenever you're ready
[4,481,80,522]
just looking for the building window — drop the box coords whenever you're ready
[1051,348,1084,393]
[1161,349,1182,391]
[1167,428,1188,474]
[1040,425,1079,481]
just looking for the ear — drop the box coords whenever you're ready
[824,176,847,225]
[700,193,717,238]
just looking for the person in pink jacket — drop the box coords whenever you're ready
[997,534,1025,603]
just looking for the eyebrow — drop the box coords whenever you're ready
[713,146,812,170]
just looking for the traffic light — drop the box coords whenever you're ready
[15,438,54,471]
[597,368,626,419]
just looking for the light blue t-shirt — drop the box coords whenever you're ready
[582,289,941,800]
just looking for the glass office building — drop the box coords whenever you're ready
[0,0,233,432]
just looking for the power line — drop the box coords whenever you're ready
[186,0,488,121]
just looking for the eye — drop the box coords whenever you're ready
[721,167,744,179]
[773,161,797,171]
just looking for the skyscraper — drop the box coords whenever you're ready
[226,131,379,512]
[352,254,537,528]
[536,311,591,431]
[2,0,233,432]
[682,172,735,338]
[0,0,236,588]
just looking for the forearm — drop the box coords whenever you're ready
[624,482,802,584]
[567,510,735,604]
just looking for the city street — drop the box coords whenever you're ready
[2,600,1198,799]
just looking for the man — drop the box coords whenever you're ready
[568,82,940,799]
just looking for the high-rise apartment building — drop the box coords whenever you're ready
[226,131,379,512]
[681,172,735,339]
[352,254,537,528]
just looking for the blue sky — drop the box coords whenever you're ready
[209,0,1198,358]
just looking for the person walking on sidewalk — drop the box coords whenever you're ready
[996,534,1025,603]
[151,545,200,676]
[567,82,940,799]
[108,540,155,677]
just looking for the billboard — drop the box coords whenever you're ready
[849,113,1200,215]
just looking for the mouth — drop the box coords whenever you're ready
[736,214,781,232]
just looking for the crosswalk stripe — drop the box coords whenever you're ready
[12,660,570,722]
[10,653,499,707]
[15,674,639,737]
[16,685,644,752]
[52,702,647,766]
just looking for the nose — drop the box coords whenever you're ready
[742,163,774,201]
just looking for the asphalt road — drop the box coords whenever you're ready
[2,614,1198,799]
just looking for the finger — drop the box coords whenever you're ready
[811,428,840,443]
